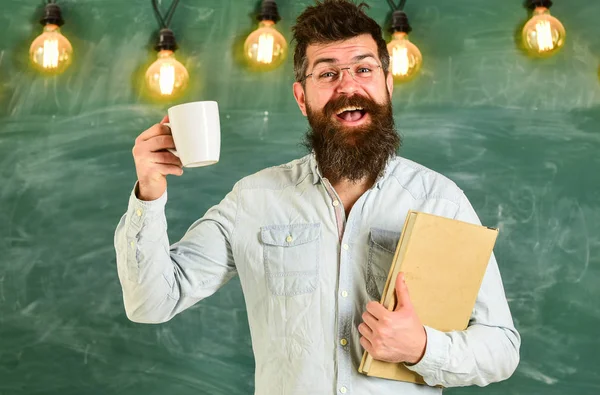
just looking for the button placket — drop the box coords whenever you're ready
[321,178,345,241]
[321,178,353,394]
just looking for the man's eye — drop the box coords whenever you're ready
[318,71,338,79]
[357,67,372,73]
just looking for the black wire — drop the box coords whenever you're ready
[152,0,166,28]
[386,0,408,11]
[152,0,181,29]
[164,0,180,28]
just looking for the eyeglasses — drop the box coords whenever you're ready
[300,60,383,88]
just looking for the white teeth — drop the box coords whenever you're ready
[336,106,363,115]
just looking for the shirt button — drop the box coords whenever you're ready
[339,387,347,394]
[342,244,349,250]
[136,209,142,217]
[286,235,293,243]
[332,200,340,207]
[130,241,135,247]
[340,338,348,346]
[341,290,348,298]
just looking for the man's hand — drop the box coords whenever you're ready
[132,115,184,201]
[358,272,427,365]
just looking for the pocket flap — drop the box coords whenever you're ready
[370,227,401,253]
[261,223,321,247]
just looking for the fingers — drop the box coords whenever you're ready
[359,336,373,353]
[366,301,388,320]
[155,164,183,176]
[160,115,169,124]
[358,322,373,339]
[148,151,182,167]
[361,310,379,330]
[136,122,172,143]
[395,272,412,310]
[144,135,176,152]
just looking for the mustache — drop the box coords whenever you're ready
[322,95,378,118]
[303,92,400,185]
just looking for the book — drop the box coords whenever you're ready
[358,210,499,384]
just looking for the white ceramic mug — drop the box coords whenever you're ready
[165,101,220,167]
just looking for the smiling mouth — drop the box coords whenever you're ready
[335,106,367,123]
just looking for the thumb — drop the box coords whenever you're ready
[160,115,169,124]
[394,272,412,311]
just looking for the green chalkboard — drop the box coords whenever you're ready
[1,0,599,394]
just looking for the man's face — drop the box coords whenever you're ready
[293,34,394,123]
[293,34,400,184]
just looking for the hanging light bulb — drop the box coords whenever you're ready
[29,1,73,74]
[522,0,565,57]
[145,28,189,98]
[244,0,287,70]
[387,10,422,83]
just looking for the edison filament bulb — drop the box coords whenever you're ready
[387,31,422,82]
[244,20,287,69]
[522,6,566,57]
[146,50,189,97]
[243,0,287,71]
[29,3,73,74]
[145,28,189,98]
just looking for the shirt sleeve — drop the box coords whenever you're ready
[404,193,521,387]
[114,182,239,324]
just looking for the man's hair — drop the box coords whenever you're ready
[291,0,390,83]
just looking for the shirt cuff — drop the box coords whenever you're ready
[127,182,168,231]
[405,326,450,378]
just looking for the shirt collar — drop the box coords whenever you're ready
[309,152,322,185]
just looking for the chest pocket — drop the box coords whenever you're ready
[261,223,321,296]
[366,228,401,301]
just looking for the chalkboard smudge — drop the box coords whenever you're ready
[519,362,559,385]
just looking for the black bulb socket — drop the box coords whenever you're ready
[40,3,64,27]
[155,28,178,52]
[257,0,281,23]
[525,0,553,10]
[390,10,412,34]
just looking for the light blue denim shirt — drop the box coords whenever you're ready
[114,153,520,395]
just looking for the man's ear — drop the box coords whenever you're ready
[293,82,308,116]
[386,71,394,98]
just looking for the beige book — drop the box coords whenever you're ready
[358,210,499,384]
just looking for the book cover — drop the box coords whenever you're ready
[358,210,499,384]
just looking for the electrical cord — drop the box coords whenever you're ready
[386,0,407,11]
[152,0,181,29]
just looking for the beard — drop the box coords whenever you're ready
[303,93,401,185]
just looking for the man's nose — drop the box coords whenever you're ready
[335,68,360,94]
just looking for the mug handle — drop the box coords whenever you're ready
[162,122,179,157]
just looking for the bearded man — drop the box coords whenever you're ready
[114,1,520,394]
